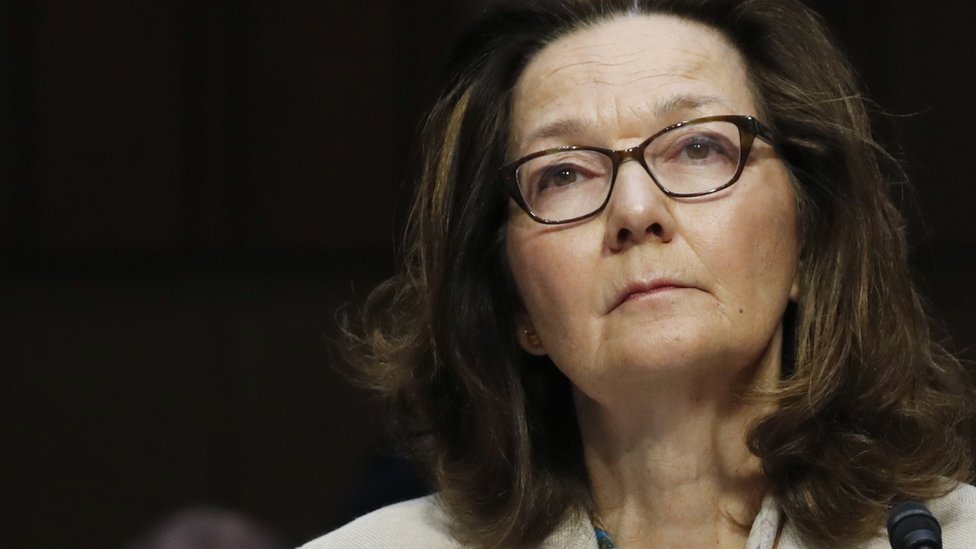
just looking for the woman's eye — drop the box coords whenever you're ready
[536,164,588,190]
[517,151,610,200]
[543,167,579,186]
[684,142,714,160]
[678,137,731,162]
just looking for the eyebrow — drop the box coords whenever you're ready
[520,93,733,145]
[655,93,730,119]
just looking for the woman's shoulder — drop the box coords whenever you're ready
[299,495,462,549]
[300,494,598,549]
[847,483,976,549]
[928,482,976,545]
[771,483,976,549]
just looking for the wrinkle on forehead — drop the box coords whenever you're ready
[520,93,733,147]
[510,14,753,153]
[538,41,716,87]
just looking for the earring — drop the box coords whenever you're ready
[523,329,542,348]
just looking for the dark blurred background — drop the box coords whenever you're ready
[2,2,974,548]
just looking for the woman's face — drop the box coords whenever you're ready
[506,15,800,402]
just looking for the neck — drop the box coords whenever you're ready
[576,339,781,548]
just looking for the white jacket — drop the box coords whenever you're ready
[303,483,976,548]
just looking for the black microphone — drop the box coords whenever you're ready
[886,501,942,549]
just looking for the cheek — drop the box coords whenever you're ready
[505,221,596,328]
[688,175,799,307]
[507,232,564,316]
[726,190,800,300]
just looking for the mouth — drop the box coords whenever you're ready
[609,279,693,312]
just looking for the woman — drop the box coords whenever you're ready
[307,0,976,547]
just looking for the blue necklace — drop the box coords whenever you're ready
[594,526,617,549]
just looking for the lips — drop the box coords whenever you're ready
[609,279,694,312]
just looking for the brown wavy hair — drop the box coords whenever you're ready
[340,0,976,546]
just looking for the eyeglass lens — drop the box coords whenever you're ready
[515,120,744,222]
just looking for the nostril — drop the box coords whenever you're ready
[617,227,633,242]
[648,222,663,237]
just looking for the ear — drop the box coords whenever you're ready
[514,312,547,356]
[789,261,801,301]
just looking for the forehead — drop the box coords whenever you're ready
[511,14,756,151]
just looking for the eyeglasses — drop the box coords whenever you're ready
[500,114,777,225]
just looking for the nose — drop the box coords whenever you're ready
[604,160,675,252]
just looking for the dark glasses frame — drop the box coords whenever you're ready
[499,114,778,225]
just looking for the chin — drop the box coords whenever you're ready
[600,340,773,383]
